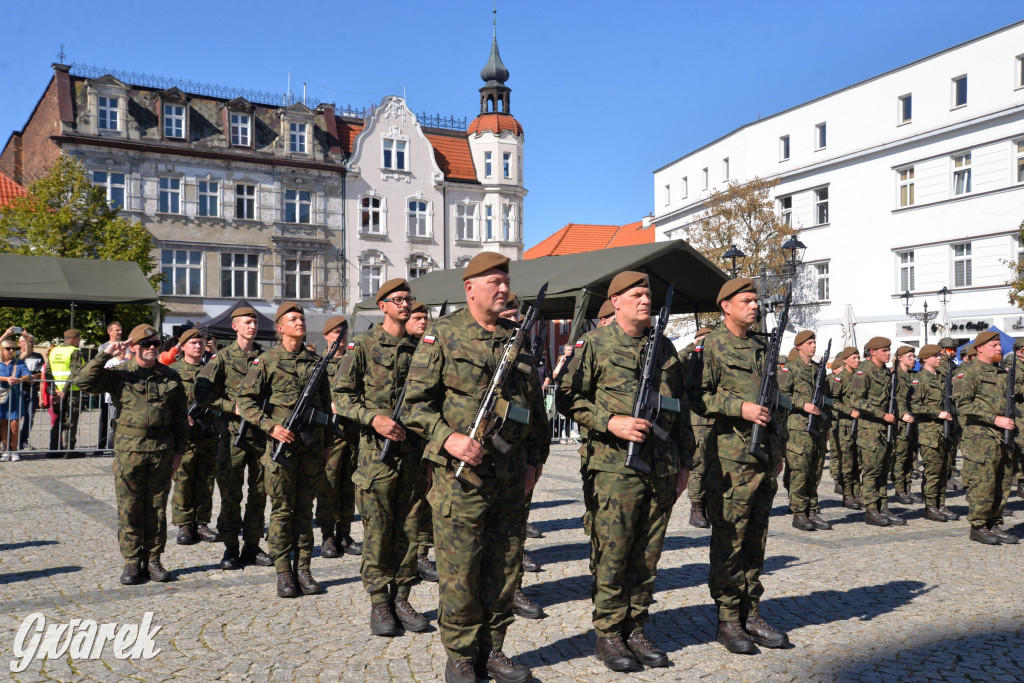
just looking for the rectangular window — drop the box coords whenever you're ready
[161,249,202,296]
[409,258,431,280]
[779,196,792,228]
[284,258,312,299]
[92,171,125,209]
[235,184,256,219]
[953,152,972,195]
[952,75,968,108]
[954,243,972,287]
[360,264,382,300]
[284,189,311,224]
[456,204,477,241]
[898,167,915,207]
[289,122,307,153]
[1017,235,1024,263]
[97,96,118,131]
[899,251,915,291]
[229,113,250,146]
[681,176,688,199]
[815,187,829,225]
[722,157,730,181]
[360,196,382,233]
[408,199,429,237]
[163,104,185,138]
[664,184,670,206]
[383,139,407,170]
[220,252,259,297]
[1016,141,1024,183]
[1018,55,1024,88]
[501,203,513,241]
[815,122,827,150]
[197,180,219,217]
[503,152,511,178]
[701,167,708,190]
[780,135,790,161]
[815,262,830,301]
[484,205,494,241]
[484,151,492,177]
[158,177,180,214]
[898,94,912,124]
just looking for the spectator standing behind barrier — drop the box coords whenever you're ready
[96,321,123,451]
[47,329,84,457]
[0,336,31,461]
[18,332,44,450]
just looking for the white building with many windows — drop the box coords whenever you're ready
[653,20,1024,349]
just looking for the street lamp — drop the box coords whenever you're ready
[722,244,746,278]
[901,287,952,345]
[781,234,806,277]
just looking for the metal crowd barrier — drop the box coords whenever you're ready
[0,378,113,459]
[542,385,579,445]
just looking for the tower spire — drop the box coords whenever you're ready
[479,2,511,114]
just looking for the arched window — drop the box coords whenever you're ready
[407,197,431,237]
[408,253,434,280]
[360,194,384,234]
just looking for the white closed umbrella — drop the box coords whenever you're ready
[936,303,952,339]
[841,304,857,349]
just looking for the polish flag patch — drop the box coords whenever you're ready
[347,342,356,350]
[423,335,436,345]
[695,345,703,352]
[957,373,964,378]
[856,371,864,375]
[575,340,585,348]
[912,380,919,385]
[780,367,788,373]
[252,358,260,365]
[834,376,841,382]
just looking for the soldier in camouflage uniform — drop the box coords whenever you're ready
[170,329,219,545]
[557,271,693,672]
[938,337,964,489]
[315,316,362,559]
[334,279,432,635]
[910,344,958,522]
[831,347,863,509]
[76,324,187,585]
[891,346,920,505]
[953,331,1019,544]
[1005,340,1024,499]
[850,337,907,527]
[407,301,439,582]
[779,330,832,531]
[699,278,790,655]
[195,305,272,570]
[682,327,713,529]
[403,252,546,683]
[237,302,332,597]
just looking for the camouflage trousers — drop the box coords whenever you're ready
[113,449,173,562]
[589,470,675,637]
[429,463,525,662]
[418,492,434,554]
[263,443,325,573]
[891,432,916,494]
[857,426,893,512]
[354,450,425,602]
[918,438,950,508]
[687,423,710,502]
[581,451,595,535]
[961,435,1012,529]
[832,423,861,497]
[513,486,535,593]
[171,430,218,526]
[784,430,826,515]
[215,422,267,549]
[315,432,357,539]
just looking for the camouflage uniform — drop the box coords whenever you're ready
[170,359,219,527]
[779,356,829,515]
[953,360,1013,529]
[1010,357,1024,490]
[316,354,359,544]
[681,341,711,506]
[556,322,693,638]
[333,325,422,603]
[831,367,861,498]
[76,353,187,562]
[699,326,784,623]
[891,366,917,496]
[237,345,330,573]
[910,369,951,507]
[944,357,965,480]
[403,307,547,662]
[850,362,894,512]
[195,341,266,551]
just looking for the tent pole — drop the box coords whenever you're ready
[69,301,75,329]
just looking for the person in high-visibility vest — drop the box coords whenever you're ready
[47,329,84,456]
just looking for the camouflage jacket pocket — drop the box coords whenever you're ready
[445,349,487,395]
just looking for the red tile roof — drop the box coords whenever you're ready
[467,113,524,137]
[525,220,656,259]
[0,170,27,208]
[334,117,477,182]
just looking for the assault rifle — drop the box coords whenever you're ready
[886,365,899,444]
[1004,353,1017,447]
[187,401,213,431]
[455,284,548,488]
[625,284,676,475]
[942,357,957,442]
[806,338,833,439]
[233,396,267,448]
[748,291,792,466]
[270,335,344,469]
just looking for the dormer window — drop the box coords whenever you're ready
[163,104,185,139]
[97,96,119,131]
[289,122,307,153]
[230,113,251,146]
[383,138,407,171]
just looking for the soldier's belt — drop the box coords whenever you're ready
[713,417,751,437]
[115,424,171,438]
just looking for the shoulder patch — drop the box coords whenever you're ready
[856,371,863,375]
[347,342,356,350]
[695,345,702,352]
[575,339,585,348]
[912,380,919,384]
[780,367,788,373]
[423,335,436,345]
[252,358,259,365]
[833,376,841,382]
[957,373,964,378]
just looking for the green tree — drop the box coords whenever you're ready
[1007,218,1024,309]
[0,155,160,344]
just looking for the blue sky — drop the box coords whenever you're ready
[2,2,1021,249]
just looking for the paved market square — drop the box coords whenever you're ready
[2,444,1023,682]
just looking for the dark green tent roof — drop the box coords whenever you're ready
[0,254,158,308]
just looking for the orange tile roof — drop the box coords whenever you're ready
[0,170,27,208]
[334,117,477,182]
[467,113,524,137]
[334,118,364,155]
[525,220,655,258]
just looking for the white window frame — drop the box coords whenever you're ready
[898,250,915,292]
[1016,141,1024,184]
[359,252,385,300]
[161,249,203,297]
[503,152,511,178]
[681,176,688,199]
[360,194,384,234]
[198,180,219,217]
[501,202,515,242]
[235,183,256,220]
[663,184,670,206]
[815,122,827,150]
[407,198,431,237]
[408,254,433,280]
[814,262,830,301]
[701,167,708,191]
[383,138,407,171]
[97,96,119,131]
[779,135,790,161]
[283,257,312,299]
[284,189,311,224]
[779,195,792,228]
[953,242,972,287]
[484,205,494,241]
[289,122,307,154]
[722,157,730,181]
[953,152,972,196]
[898,167,915,208]
[229,113,251,147]
[456,203,477,241]
[220,252,260,298]
[92,171,125,210]
[814,187,829,225]
[158,177,181,214]
[951,75,968,109]
[163,103,185,139]
[898,94,912,124]
[484,151,493,178]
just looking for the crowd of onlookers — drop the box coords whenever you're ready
[0,326,45,460]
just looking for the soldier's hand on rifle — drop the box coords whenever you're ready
[741,402,771,427]
[883,413,896,424]
[938,411,953,421]
[372,415,406,441]
[803,402,821,416]
[901,413,914,423]
[850,409,860,419]
[994,416,1015,430]
[608,415,651,443]
[188,416,195,427]
[270,424,296,444]
[444,432,484,466]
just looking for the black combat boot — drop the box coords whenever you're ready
[485,650,532,683]
[988,525,1019,544]
[370,601,399,636]
[512,590,543,619]
[522,552,541,572]
[147,557,171,582]
[320,532,341,559]
[120,562,143,585]
[689,500,710,528]
[339,534,362,556]
[716,621,757,655]
[939,506,959,521]
[417,551,438,582]
[525,523,543,539]
[176,523,198,545]
[394,596,430,632]
[240,543,273,566]
[808,513,832,530]
[743,615,789,648]
[843,495,862,510]
[881,509,907,526]
[893,491,914,505]
[595,635,642,671]
[864,509,890,527]
[296,569,322,594]
[196,524,219,542]
[791,514,816,531]
[220,546,242,570]
[969,526,1000,545]
[276,571,299,598]
[626,632,669,667]
[444,656,476,683]
[924,506,947,522]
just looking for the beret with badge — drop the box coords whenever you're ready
[895,345,915,358]
[597,299,615,320]
[794,330,815,346]
[918,344,941,360]
[376,278,410,304]
[231,306,256,319]
[608,271,649,297]
[864,336,891,352]
[972,330,1000,348]
[275,301,303,322]
[716,277,757,306]
[322,316,348,336]
[178,328,202,347]
[462,251,510,280]
[128,324,159,345]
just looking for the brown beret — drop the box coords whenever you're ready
[462,251,510,280]
[918,344,941,360]
[695,327,713,338]
[505,292,519,309]
[831,355,844,371]
[178,328,202,346]
[937,337,956,348]
[128,324,159,345]
[838,346,859,362]
[787,347,800,361]
[322,316,348,336]
[376,278,410,303]
[63,329,81,339]
[231,306,256,319]
[717,277,757,306]
[895,345,915,358]
[597,299,615,320]
[973,330,1000,348]
[275,301,303,322]
[964,343,977,358]
[410,301,427,315]
[864,336,891,351]
[608,271,649,297]
[794,330,815,346]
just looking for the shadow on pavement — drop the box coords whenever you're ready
[0,565,82,584]
[529,498,578,511]
[0,540,59,551]
[529,541,590,566]
[531,517,585,535]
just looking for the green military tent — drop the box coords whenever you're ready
[0,254,159,309]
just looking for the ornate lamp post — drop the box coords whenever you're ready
[781,234,807,279]
[722,244,746,279]
[901,286,952,345]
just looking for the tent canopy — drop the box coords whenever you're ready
[196,299,278,341]
[354,242,729,323]
[0,254,158,309]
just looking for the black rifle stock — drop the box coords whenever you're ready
[886,366,899,444]
[455,285,547,488]
[942,357,956,442]
[806,338,833,438]
[187,400,212,431]
[625,284,675,475]
[748,291,792,466]
[1004,353,1017,447]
